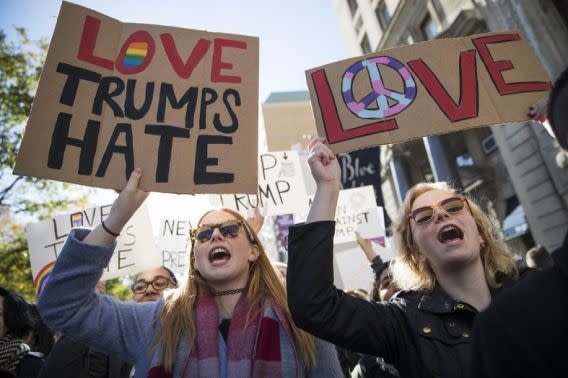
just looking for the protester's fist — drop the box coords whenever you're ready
[307,137,341,188]
[106,168,149,233]
[528,96,549,123]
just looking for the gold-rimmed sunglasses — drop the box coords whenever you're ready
[408,196,469,224]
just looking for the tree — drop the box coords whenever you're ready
[0,28,132,301]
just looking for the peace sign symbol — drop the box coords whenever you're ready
[342,56,417,119]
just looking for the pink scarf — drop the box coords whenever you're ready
[148,289,300,377]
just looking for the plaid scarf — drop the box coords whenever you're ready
[148,289,300,377]
[0,336,30,372]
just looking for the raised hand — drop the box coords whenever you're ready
[356,231,378,262]
[528,96,549,123]
[307,137,341,189]
[84,168,149,245]
[306,137,341,223]
[247,207,265,234]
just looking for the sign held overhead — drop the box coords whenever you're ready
[14,1,259,194]
[306,32,551,154]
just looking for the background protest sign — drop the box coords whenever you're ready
[334,245,375,292]
[26,203,159,296]
[14,1,259,194]
[333,185,377,244]
[337,146,391,227]
[306,31,552,154]
[156,217,192,274]
[357,206,386,242]
[210,151,310,217]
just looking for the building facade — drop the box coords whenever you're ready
[332,0,568,253]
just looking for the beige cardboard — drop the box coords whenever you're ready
[14,1,259,193]
[305,32,551,154]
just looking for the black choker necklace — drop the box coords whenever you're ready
[214,287,246,296]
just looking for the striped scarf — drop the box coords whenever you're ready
[148,290,300,377]
[0,336,30,372]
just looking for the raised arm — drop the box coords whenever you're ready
[305,138,341,223]
[288,140,404,360]
[37,169,155,364]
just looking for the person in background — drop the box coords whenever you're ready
[131,266,178,303]
[351,233,400,378]
[37,170,342,377]
[355,232,398,302]
[524,245,553,269]
[0,286,44,377]
[471,68,568,378]
[287,137,520,378]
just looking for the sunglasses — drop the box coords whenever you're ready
[131,276,173,294]
[408,196,468,224]
[191,220,250,243]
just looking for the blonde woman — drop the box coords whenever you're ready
[287,138,519,378]
[38,169,342,377]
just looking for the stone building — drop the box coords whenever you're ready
[331,0,568,253]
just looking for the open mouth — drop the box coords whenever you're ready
[437,224,464,243]
[209,247,231,263]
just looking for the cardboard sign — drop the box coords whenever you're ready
[210,151,310,216]
[156,218,192,274]
[14,1,259,194]
[26,203,159,296]
[333,185,377,244]
[357,206,386,240]
[306,31,551,154]
[337,146,390,226]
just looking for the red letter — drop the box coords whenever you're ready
[160,34,211,79]
[408,50,478,122]
[311,69,398,144]
[115,31,156,75]
[77,16,114,70]
[211,38,247,83]
[473,33,552,95]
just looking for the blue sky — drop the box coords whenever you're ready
[0,0,348,236]
[0,0,347,102]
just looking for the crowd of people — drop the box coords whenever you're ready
[2,65,567,378]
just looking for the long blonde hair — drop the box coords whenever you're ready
[392,182,518,291]
[152,208,316,373]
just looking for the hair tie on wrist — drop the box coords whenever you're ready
[101,220,120,237]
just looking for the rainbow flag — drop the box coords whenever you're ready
[34,261,55,297]
[123,42,148,68]
[71,212,83,228]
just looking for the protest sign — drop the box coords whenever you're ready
[306,31,552,154]
[14,1,259,194]
[334,245,375,292]
[357,206,386,240]
[156,218,192,274]
[337,146,390,226]
[333,185,377,244]
[210,151,310,216]
[26,203,159,296]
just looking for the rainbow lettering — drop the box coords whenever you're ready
[71,213,83,228]
[123,42,148,69]
[34,261,55,297]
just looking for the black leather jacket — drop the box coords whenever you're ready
[287,221,519,378]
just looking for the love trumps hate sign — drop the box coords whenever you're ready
[14,1,259,194]
[306,32,551,154]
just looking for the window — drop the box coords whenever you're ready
[375,1,391,30]
[420,13,439,40]
[354,15,363,35]
[347,0,358,17]
[360,33,372,54]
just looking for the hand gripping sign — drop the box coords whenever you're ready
[306,32,551,154]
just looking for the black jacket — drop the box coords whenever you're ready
[287,221,517,378]
[471,233,568,377]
